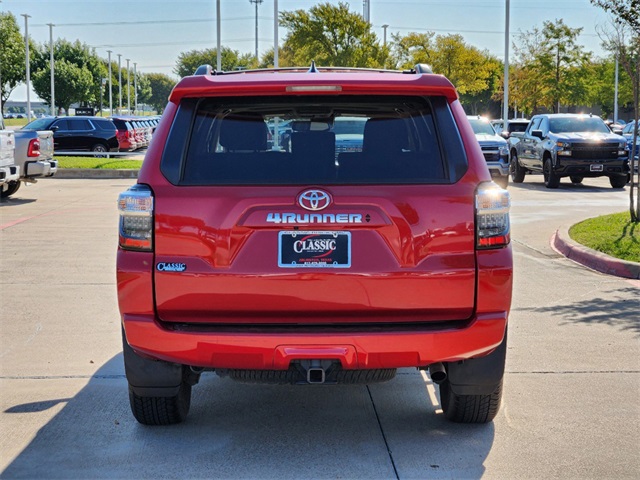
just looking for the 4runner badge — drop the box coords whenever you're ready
[156,262,187,272]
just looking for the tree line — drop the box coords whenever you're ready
[0,1,636,119]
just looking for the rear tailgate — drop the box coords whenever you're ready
[0,130,15,167]
[36,131,54,160]
[153,184,477,325]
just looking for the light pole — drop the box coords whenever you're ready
[107,50,113,115]
[503,0,510,123]
[614,55,619,123]
[126,58,130,114]
[249,0,263,61]
[21,14,31,122]
[382,24,389,47]
[117,54,122,114]
[133,62,137,115]
[47,23,55,116]
[216,0,221,71]
[273,0,278,68]
[363,0,370,23]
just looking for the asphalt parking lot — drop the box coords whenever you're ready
[1,177,638,479]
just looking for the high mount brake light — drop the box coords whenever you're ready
[475,182,511,249]
[286,85,342,92]
[118,184,154,251]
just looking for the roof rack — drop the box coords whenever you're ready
[192,62,435,76]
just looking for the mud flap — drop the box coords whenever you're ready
[445,331,507,396]
[122,328,183,397]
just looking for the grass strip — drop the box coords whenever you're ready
[56,156,142,170]
[569,211,640,263]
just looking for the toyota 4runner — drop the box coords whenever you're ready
[117,64,513,425]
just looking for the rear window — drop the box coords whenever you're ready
[508,122,529,133]
[92,119,116,131]
[162,95,467,185]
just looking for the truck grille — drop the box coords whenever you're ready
[570,143,619,160]
[481,145,501,162]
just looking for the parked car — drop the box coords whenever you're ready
[604,119,625,135]
[491,118,530,139]
[21,116,119,154]
[5,129,58,198]
[117,63,513,426]
[130,119,148,149]
[110,117,138,152]
[509,114,628,188]
[468,116,510,188]
[0,117,20,196]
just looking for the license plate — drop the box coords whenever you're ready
[590,164,604,172]
[278,231,351,268]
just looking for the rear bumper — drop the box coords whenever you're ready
[25,159,57,178]
[122,312,508,370]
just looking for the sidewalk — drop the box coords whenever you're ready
[552,225,640,279]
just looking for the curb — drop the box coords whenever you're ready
[54,169,139,179]
[552,226,640,279]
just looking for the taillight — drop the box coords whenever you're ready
[475,182,510,249]
[27,139,40,157]
[118,184,154,251]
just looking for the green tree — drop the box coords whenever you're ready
[431,34,499,97]
[0,12,26,104]
[540,20,591,112]
[143,73,175,113]
[174,47,256,77]
[584,57,633,117]
[32,59,93,114]
[389,31,499,110]
[31,39,106,110]
[389,32,434,69]
[279,2,386,67]
[514,20,591,113]
[591,0,640,220]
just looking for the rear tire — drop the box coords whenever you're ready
[609,175,627,189]
[0,180,21,198]
[128,382,191,426]
[569,176,583,184]
[92,143,108,158]
[510,153,525,183]
[543,158,560,188]
[440,379,503,423]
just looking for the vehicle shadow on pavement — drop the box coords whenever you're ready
[2,359,494,479]
[0,197,37,206]
[521,286,640,334]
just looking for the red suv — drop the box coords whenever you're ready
[117,64,513,425]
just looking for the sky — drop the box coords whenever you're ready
[2,0,615,102]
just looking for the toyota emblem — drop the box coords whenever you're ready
[297,189,332,211]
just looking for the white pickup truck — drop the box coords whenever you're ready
[0,118,20,197]
[1,122,57,198]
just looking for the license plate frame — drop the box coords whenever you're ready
[590,164,604,172]
[278,231,351,268]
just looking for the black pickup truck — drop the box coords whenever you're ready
[509,114,629,189]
